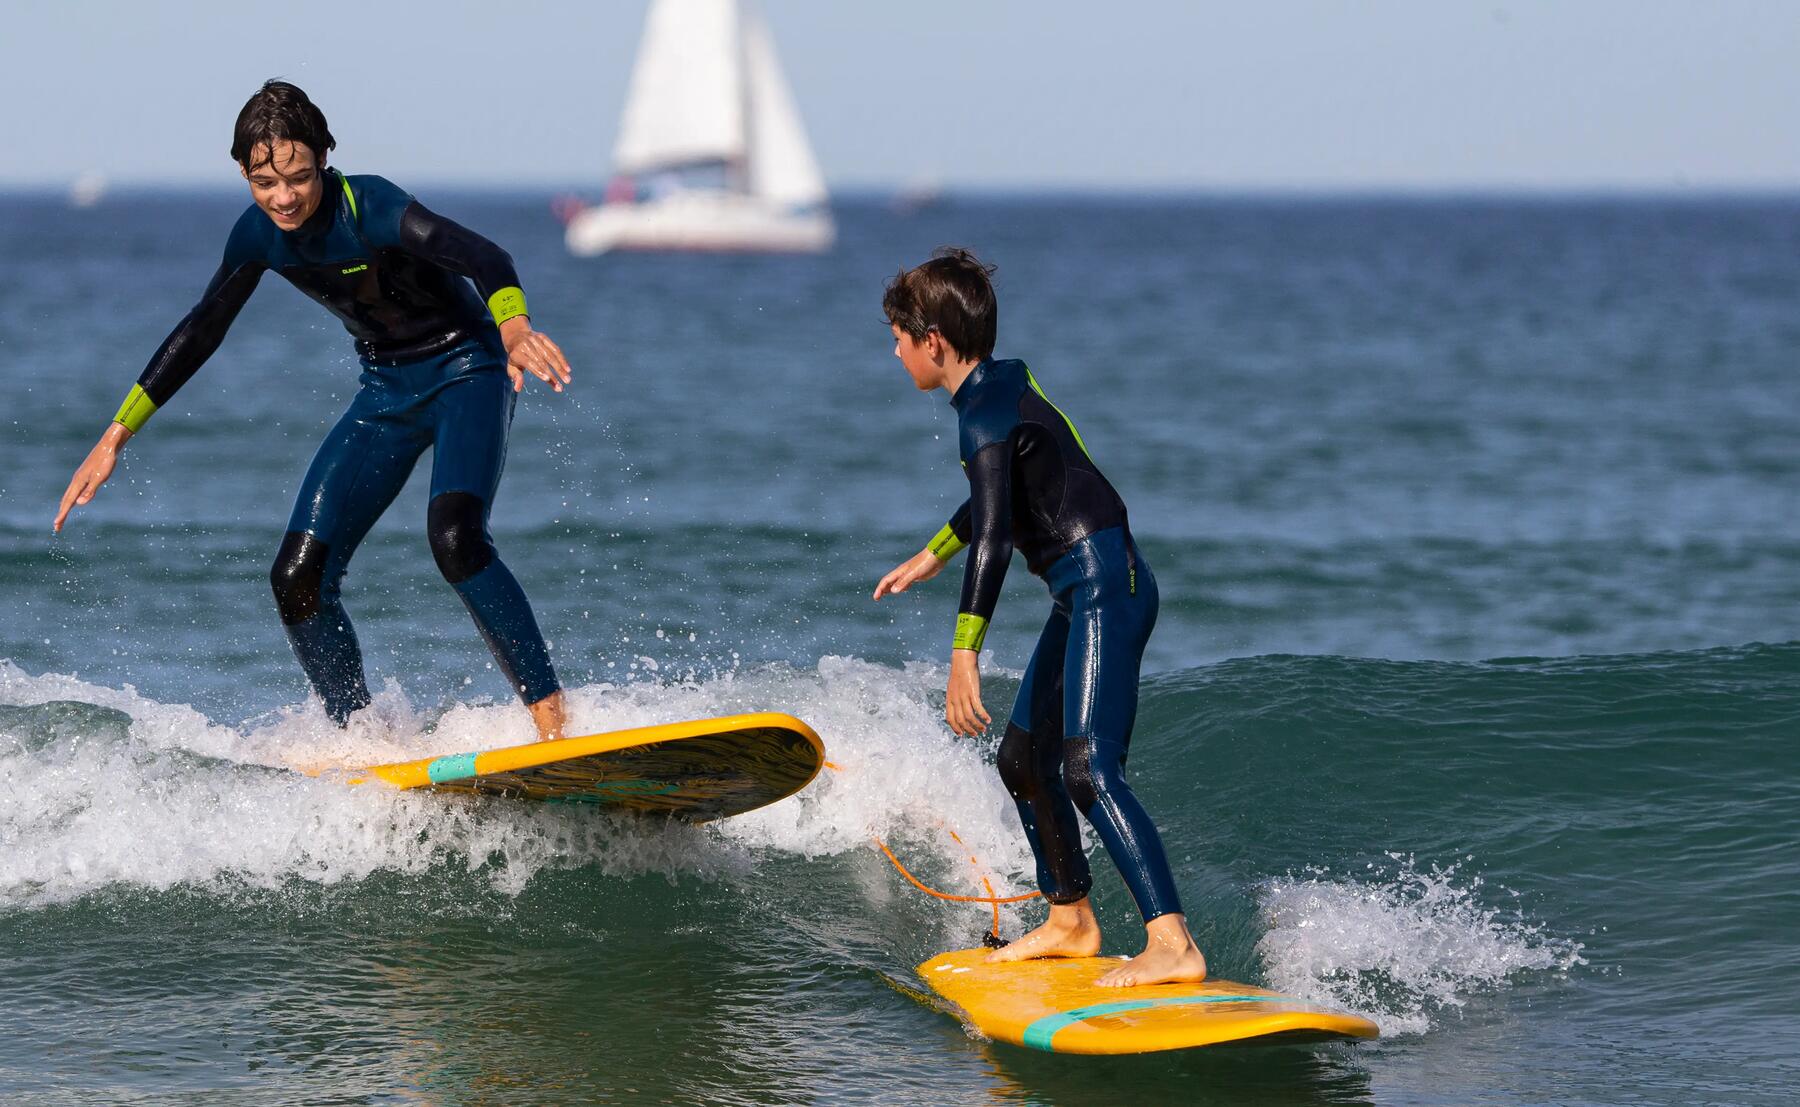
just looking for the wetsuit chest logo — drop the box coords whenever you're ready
[340,263,369,275]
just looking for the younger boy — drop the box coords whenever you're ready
[873,249,1206,987]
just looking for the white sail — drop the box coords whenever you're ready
[613,0,744,173]
[742,5,828,208]
[567,0,834,254]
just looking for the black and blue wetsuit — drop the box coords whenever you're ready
[112,170,557,722]
[928,358,1181,923]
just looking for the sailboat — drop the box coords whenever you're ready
[563,0,834,255]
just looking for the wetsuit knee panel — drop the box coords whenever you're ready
[996,723,1038,799]
[1062,737,1097,813]
[1064,737,1132,814]
[428,491,494,584]
[270,531,331,626]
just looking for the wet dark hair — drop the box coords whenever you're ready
[231,80,335,172]
[883,247,997,362]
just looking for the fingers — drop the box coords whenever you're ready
[535,333,574,384]
[509,334,571,393]
[54,475,87,533]
[950,702,993,738]
[508,364,525,393]
[947,703,983,737]
[514,351,558,391]
[873,562,915,599]
[945,691,992,737]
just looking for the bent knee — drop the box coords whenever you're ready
[428,491,494,584]
[270,531,330,626]
[1062,737,1128,814]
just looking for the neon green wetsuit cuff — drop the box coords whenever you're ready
[928,523,968,560]
[487,286,528,327]
[113,384,157,433]
[953,613,989,652]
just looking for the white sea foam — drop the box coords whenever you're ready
[1255,853,1587,1036]
[0,657,1034,916]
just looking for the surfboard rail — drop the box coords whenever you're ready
[345,712,825,821]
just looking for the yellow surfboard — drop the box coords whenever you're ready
[918,949,1379,1054]
[348,712,824,823]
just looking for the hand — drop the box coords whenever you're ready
[55,424,131,533]
[873,547,946,600]
[946,649,991,737]
[499,316,573,394]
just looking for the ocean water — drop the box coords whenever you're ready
[1,191,1797,1104]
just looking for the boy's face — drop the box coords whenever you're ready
[892,324,942,391]
[241,140,325,232]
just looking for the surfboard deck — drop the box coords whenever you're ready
[918,949,1379,1054]
[348,712,824,822]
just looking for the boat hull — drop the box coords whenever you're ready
[566,192,834,255]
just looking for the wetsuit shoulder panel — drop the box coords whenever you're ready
[957,376,1024,461]
[1004,361,1129,574]
[352,175,527,327]
[341,174,414,244]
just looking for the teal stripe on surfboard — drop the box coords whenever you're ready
[1020,995,1278,1051]
[426,752,480,784]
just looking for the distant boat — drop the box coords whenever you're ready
[891,174,945,216]
[68,172,107,209]
[563,0,834,255]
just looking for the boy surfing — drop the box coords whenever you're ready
[55,81,573,741]
[874,249,1206,987]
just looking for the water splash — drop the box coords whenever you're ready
[0,657,1034,916]
[1255,853,1587,1035]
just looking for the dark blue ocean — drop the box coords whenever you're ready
[1,190,1796,1104]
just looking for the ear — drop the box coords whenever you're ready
[924,330,947,364]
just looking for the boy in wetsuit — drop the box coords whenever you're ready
[55,81,573,741]
[873,249,1207,987]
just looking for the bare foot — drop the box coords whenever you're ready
[1096,913,1207,988]
[528,691,566,743]
[986,900,1103,963]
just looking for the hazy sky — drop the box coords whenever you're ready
[4,0,1797,190]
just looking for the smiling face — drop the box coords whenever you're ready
[240,140,325,231]
[893,323,943,391]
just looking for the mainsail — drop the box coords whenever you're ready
[613,0,744,174]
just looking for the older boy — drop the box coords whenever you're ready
[55,81,572,740]
[873,249,1206,987]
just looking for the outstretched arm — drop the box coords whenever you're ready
[872,500,970,600]
[55,235,264,533]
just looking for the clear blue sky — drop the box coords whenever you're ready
[5,0,1797,190]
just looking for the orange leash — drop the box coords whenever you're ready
[823,760,1042,940]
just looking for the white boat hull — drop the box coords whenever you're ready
[565,192,834,255]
